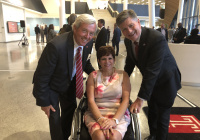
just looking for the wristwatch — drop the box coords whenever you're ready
[112,118,119,125]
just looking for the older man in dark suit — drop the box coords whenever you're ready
[117,10,181,140]
[32,14,96,140]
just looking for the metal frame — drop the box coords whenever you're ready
[70,97,141,140]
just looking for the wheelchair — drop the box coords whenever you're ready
[70,96,141,140]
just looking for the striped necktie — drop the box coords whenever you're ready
[75,47,83,99]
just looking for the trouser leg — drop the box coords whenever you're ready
[156,106,171,140]
[116,41,119,56]
[148,95,172,140]
[59,94,77,140]
[49,96,64,140]
[147,97,158,137]
[112,41,116,54]
[36,34,38,42]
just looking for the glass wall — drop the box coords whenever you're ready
[182,0,199,35]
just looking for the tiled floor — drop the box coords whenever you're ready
[0,40,199,140]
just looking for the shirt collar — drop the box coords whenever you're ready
[132,28,142,44]
[100,26,104,30]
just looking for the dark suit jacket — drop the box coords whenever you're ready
[112,27,121,42]
[184,35,200,44]
[95,27,107,51]
[124,27,181,106]
[35,26,40,34]
[33,31,95,106]
[157,28,168,41]
[173,27,186,43]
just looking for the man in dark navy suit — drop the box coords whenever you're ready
[112,23,121,56]
[32,14,96,140]
[117,10,181,140]
[95,19,107,52]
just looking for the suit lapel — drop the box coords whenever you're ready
[126,39,138,64]
[82,46,87,68]
[67,32,74,79]
[82,41,92,68]
[138,27,148,63]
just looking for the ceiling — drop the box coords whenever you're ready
[112,0,165,8]
[1,0,166,14]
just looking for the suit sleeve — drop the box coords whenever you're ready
[32,43,58,106]
[124,39,135,76]
[138,36,167,100]
[124,55,135,76]
[84,59,95,75]
[112,29,116,41]
[177,29,186,42]
[100,29,108,46]
[83,41,95,75]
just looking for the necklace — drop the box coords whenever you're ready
[101,68,115,86]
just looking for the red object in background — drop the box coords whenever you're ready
[7,21,18,33]
[169,115,200,133]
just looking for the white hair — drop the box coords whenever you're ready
[72,14,97,31]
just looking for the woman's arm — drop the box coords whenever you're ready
[112,71,131,120]
[87,72,105,124]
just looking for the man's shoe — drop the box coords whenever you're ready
[144,135,156,140]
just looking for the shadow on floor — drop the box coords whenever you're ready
[3,130,50,140]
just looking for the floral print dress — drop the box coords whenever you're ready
[84,70,131,138]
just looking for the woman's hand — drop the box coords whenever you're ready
[102,128,114,139]
[101,118,117,130]
[97,117,106,126]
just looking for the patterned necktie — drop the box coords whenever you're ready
[134,41,139,59]
[75,47,83,99]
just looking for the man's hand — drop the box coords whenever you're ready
[41,105,56,118]
[174,37,177,41]
[130,98,144,114]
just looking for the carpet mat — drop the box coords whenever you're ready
[143,107,200,140]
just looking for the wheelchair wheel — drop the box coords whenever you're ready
[70,97,87,140]
[70,108,79,140]
[132,113,141,140]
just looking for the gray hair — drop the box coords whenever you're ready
[72,14,97,31]
[116,10,138,27]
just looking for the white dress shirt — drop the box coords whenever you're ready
[71,37,83,80]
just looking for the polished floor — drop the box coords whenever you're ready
[0,39,200,140]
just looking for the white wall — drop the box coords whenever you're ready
[169,43,200,86]
[0,2,45,42]
[1,4,25,42]
[0,3,5,42]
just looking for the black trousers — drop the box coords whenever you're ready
[49,91,77,140]
[112,41,120,55]
[147,95,172,140]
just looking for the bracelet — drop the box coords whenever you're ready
[97,117,104,122]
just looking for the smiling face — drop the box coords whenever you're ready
[98,54,115,71]
[119,17,141,41]
[73,23,96,46]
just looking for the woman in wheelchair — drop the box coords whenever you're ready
[84,46,131,140]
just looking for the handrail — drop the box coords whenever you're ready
[107,3,119,18]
